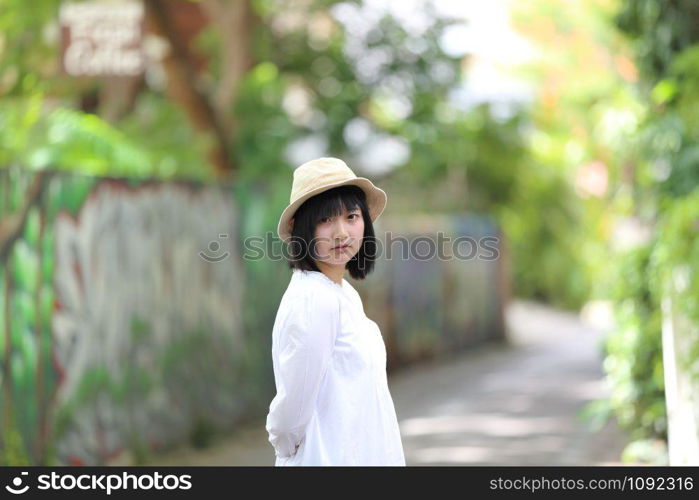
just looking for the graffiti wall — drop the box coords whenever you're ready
[1,168,245,465]
[0,167,509,466]
[357,213,507,369]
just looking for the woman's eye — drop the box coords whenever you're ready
[319,213,358,223]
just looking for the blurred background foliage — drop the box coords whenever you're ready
[0,0,608,310]
[2,0,699,464]
[597,0,699,463]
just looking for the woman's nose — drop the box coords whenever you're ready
[333,218,349,239]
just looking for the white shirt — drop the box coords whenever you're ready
[265,268,406,466]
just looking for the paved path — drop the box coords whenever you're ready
[140,300,631,466]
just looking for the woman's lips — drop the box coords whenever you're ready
[332,244,349,250]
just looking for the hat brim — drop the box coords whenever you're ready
[277,177,387,243]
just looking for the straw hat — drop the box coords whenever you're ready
[277,157,387,243]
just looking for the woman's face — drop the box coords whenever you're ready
[312,205,364,267]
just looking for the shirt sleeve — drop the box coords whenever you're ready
[265,288,341,459]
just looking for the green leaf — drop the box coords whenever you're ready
[651,79,677,105]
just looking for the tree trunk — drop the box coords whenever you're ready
[201,0,259,138]
[143,0,234,177]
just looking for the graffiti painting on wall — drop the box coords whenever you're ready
[1,169,245,465]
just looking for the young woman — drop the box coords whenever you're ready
[265,157,406,466]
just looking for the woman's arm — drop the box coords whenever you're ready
[265,289,341,459]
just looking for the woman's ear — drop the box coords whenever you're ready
[288,218,294,232]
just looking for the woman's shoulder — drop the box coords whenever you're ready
[342,279,361,300]
[280,270,342,317]
[338,278,364,311]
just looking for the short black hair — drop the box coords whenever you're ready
[286,185,377,279]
